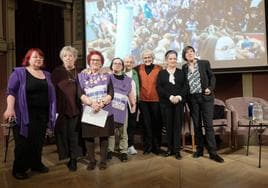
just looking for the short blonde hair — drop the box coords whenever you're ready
[59,46,78,60]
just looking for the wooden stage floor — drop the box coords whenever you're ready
[1,139,268,188]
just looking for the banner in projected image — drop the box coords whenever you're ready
[84,0,267,70]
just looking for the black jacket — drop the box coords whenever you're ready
[156,68,187,105]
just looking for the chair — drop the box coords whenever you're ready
[182,99,232,151]
[182,104,195,151]
[212,98,232,149]
[225,97,268,150]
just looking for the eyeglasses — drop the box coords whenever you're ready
[113,62,123,65]
[32,56,44,60]
[143,56,152,60]
[90,59,101,62]
[125,61,134,64]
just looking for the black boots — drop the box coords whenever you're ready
[68,159,77,171]
[31,163,49,173]
[12,171,29,180]
[209,154,224,163]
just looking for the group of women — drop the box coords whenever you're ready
[3,45,223,180]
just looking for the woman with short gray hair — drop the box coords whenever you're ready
[51,46,83,171]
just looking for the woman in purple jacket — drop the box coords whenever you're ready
[3,48,56,180]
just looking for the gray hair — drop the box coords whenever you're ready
[59,46,78,60]
[124,55,135,62]
[141,49,155,59]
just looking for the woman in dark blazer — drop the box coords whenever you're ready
[157,50,186,159]
[181,45,224,163]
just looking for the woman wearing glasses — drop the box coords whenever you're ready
[78,50,114,170]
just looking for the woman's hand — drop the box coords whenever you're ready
[204,88,211,95]
[169,95,181,104]
[130,103,136,114]
[100,95,112,107]
[3,95,16,123]
[3,108,16,123]
[91,100,101,113]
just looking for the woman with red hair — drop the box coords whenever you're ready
[78,50,114,170]
[3,48,56,179]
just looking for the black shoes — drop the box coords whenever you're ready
[68,159,77,171]
[13,163,48,179]
[87,160,108,170]
[99,162,107,170]
[152,148,167,155]
[120,153,128,162]
[175,152,182,160]
[143,146,152,155]
[209,154,224,163]
[12,171,29,180]
[164,151,182,160]
[87,161,97,170]
[143,146,163,155]
[192,151,224,163]
[192,151,204,158]
[143,150,151,155]
[164,150,174,157]
[31,164,49,173]
[107,151,113,160]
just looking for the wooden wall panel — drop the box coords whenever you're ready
[0,55,7,118]
[252,72,268,101]
[215,73,243,101]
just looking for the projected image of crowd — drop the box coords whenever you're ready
[85,0,266,65]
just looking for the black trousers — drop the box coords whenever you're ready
[127,104,138,147]
[55,115,82,160]
[188,94,217,154]
[161,103,183,153]
[139,101,162,150]
[13,108,48,173]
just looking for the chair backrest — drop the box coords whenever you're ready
[214,98,225,107]
[225,97,268,119]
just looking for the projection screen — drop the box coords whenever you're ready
[84,0,267,72]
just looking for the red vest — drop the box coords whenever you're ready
[138,64,161,102]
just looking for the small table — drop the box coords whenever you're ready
[246,119,268,168]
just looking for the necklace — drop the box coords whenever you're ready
[66,68,77,82]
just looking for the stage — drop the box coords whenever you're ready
[1,140,268,188]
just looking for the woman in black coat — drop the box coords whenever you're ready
[157,50,186,159]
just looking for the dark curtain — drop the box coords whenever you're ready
[15,0,64,72]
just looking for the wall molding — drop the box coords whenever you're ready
[0,39,7,52]
[242,73,253,97]
[33,0,72,7]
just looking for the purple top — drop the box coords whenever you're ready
[6,67,57,137]
[78,71,113,115]
[111,74,132,125]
